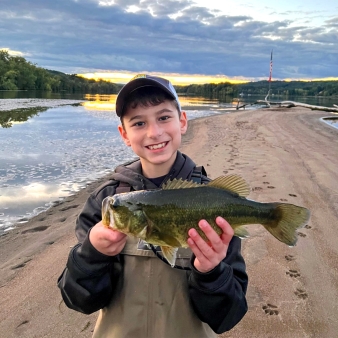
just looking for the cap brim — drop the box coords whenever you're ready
[115,77,179,117]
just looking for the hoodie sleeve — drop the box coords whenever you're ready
[188,236,248,333]
[57,183,121,314]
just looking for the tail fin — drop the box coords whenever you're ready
[263,203,310,246]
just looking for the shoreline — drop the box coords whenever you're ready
[1,107,338,337]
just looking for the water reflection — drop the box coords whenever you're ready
[83,94,117,111]
[0,104,137,233]
[0,107,48,128]
[82,94,227,111]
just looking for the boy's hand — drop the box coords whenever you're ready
[187,217,234,273]
[89,221,127,256]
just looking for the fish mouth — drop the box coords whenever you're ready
[146,141,168,150]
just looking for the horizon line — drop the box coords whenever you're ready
[77,71,338,85]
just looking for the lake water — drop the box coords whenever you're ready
[321,116,338,129]
[0,92,337,233]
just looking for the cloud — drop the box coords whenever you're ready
[0,0,337,79]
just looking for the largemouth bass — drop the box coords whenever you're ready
[102,175,310,266]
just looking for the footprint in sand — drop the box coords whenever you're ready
[223,170,228,174]
[11,263,26,270]
[252,187,263,191]
[81,321,91,332]
[305,224,312,229]
[298,232,306,238]
[262,304,279,315]
[59,204,79,211]
[267,186,275,189]
[295,288,308,299]
[16,320,29,328]
[11,259,32,270]
[263,182,270,184]
[21,225,49,234]
[286,269,300,278]
[285,255,295,261]
[280,198,288,201]
[289,193,297,197]
[58,217,67,222]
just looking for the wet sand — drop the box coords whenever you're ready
[1,107,338,337]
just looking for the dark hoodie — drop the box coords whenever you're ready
[57,151,248,337]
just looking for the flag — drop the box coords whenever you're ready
[268,50,273,82]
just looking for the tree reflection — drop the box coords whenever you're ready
[0,107,48,128]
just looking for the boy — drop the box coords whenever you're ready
[58,74,248,337]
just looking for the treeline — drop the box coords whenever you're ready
[175,80,338,98]
[1,50,337,97]
[175,82,235,100]
[0,51,122,93]
[236,80,338,97]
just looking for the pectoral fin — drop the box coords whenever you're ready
[161,246,178,267]
[157,233,181,247]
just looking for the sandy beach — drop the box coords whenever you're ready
[1,107,338,337]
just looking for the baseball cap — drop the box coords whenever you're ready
[115,74,181,117]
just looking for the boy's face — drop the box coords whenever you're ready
[118,100,187,176]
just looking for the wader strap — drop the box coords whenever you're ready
[190,165,206,184]
[115,181,132,194]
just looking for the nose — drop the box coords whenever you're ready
[147,122,163,138]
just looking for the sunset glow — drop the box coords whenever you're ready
[79,71,338,85]
[78,71,250,85]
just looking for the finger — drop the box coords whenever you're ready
[215,217,234,235]
[188,228,217,260]
[215,217,234,243]
[198,220,224,253]
[187,236,209,265]
[107,237,127,255]
[107,229,127,242]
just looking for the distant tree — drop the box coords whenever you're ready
[0,50,122,93]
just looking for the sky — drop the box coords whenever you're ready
[1,0,338,84]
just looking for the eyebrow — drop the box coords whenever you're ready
[127,108,174,123]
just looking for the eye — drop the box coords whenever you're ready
[132,121,145,127]
[159,115,170,121]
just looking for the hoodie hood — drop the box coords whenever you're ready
[111,151,197,190]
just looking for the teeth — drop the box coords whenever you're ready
[148,142,166,150]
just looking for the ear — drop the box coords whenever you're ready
[180,111,188,134]
[118,124,131,146]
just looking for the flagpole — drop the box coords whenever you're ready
[268,50,273,97]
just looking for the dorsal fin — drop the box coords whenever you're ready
[162,178,201,190]
[207,175,250,197]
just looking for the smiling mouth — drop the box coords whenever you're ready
[147,142,168,150]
